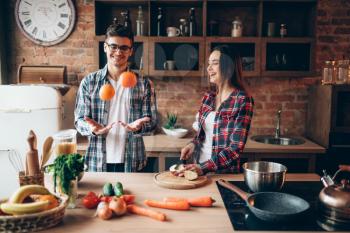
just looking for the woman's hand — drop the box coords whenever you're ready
[85,116,114,135]
[172,164,203,177]
[118,117,150,132]
[180,143,195,161]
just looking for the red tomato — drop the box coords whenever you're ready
[100,196,113,203]
[82,193,100,209]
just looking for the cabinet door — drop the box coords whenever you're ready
[148,37,205,77]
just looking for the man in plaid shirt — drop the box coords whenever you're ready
[178,46,254,175]
[74,24,157,172]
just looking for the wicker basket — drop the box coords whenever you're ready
[18,171,44,186]
[0,194,68,232]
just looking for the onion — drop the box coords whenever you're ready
[97,205,113,220]
[109,197,127,216]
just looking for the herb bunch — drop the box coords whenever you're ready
[48,154,84,194]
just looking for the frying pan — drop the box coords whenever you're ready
[218,179,310,222]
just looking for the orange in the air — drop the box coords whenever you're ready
[99,83,115,101]
[120,71,137,88]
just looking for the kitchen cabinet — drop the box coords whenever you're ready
[94,0,317,78]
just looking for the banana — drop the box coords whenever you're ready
[9,185,50,203]
[0,200,50,215]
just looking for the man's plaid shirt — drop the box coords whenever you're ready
[74,65,157,172]
[192,89,254,174]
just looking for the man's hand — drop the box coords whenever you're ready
[180,143,195,161]
[118,117,150,132]
[85,116,114,135]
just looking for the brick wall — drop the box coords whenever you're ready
[4,0,350,137]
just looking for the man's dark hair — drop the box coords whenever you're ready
[105,24,134,46]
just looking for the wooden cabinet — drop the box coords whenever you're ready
[94,0,317,78]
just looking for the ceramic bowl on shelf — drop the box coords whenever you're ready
[162,127,188,138]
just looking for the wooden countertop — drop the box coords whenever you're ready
[44,172,321,233]
[78,135,325,154]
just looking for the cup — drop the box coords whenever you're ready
[164,60,176,70]
[167,27,180,37]
[267,22,275,37]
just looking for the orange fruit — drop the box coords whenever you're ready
[99,83,115,101]
[37,195,59,210]
[120,71,137,88]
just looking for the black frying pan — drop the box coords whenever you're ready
[218,179,310,222]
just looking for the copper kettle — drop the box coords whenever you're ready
[318,165,350,229]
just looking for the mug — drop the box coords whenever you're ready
[167,27,180,37]
[164,60,176,70]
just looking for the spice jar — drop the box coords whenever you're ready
[336,60,348,84]
[231,17,242,37]
[280,24,287,38]
[322,60,335,85]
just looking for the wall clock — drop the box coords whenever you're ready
[15,0,76,46]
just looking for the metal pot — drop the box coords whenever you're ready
[318,165,350,230]
[243,161,287,192]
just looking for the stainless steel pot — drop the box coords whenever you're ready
[242,161,287,192]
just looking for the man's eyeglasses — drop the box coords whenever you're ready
[105,43,132,52]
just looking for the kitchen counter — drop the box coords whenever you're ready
[77,135,326,172]
[44,172,321,233]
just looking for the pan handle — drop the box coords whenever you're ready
[218,179,249,201]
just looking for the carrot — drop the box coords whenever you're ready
[188,196,216,207]
[144,199,190,211]
[120,194,135,204]
[164,196,216,207]
[127,204,166,221]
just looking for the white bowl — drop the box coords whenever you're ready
[162,127,188,138]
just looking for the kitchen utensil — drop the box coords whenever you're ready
[154,171,208,190]
[40,136,53,169]
[7,149,24,172]
[26,130,40,176]
[243,161,287,192]
[218,179,310,222]
[318,165,350,229]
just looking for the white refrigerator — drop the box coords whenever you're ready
[0,84,77,198]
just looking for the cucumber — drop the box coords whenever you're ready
[113,182,124,197]
[102,182,114,196]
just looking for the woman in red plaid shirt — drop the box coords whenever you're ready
[178,45,254,175]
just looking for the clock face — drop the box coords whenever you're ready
[15,0,76,46]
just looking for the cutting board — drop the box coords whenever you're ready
[154,171,208,190]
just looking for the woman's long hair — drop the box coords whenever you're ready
[211,45,247,93]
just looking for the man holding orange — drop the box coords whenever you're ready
[74,24,157,172]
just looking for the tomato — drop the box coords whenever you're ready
[100,196,113,203]
[82,192,100,209]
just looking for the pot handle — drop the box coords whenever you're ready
[332,165,350,181]
[217,179,249,201]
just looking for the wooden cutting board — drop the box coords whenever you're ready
[154,171,208,190]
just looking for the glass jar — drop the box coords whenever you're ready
[231,17,242,37]
[280,24,287,38]
[179,18,188,36]
[56,177,78,209]
[53,129,77,157]
[322,60,335,85]
[336,60,348,84]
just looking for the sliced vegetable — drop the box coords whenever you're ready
[184,170,198,181]
[109,197,127,216]
[120,194,135,205]
[103,183,114,196]
[127,204,166,221]
[113,182,124,197]
[144,199,190,211]
[163,196,216,207]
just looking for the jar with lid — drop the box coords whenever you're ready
[280,24,287,38]
[53,129,77,157]
[179,18,188,36]
[322,60,335,85]
[336,60,348,84]
[231,16,242,37]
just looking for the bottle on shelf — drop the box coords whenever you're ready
[156,7,165,36]
[280,24,287,38]
[189,8,196,36]
[231,16,242,37]
[179,18,188,36]
[136,6,145,36]
[121,9,132,32]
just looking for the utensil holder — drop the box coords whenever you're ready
[18,171,44,186]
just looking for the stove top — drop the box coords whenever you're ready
[217,181,329,231]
